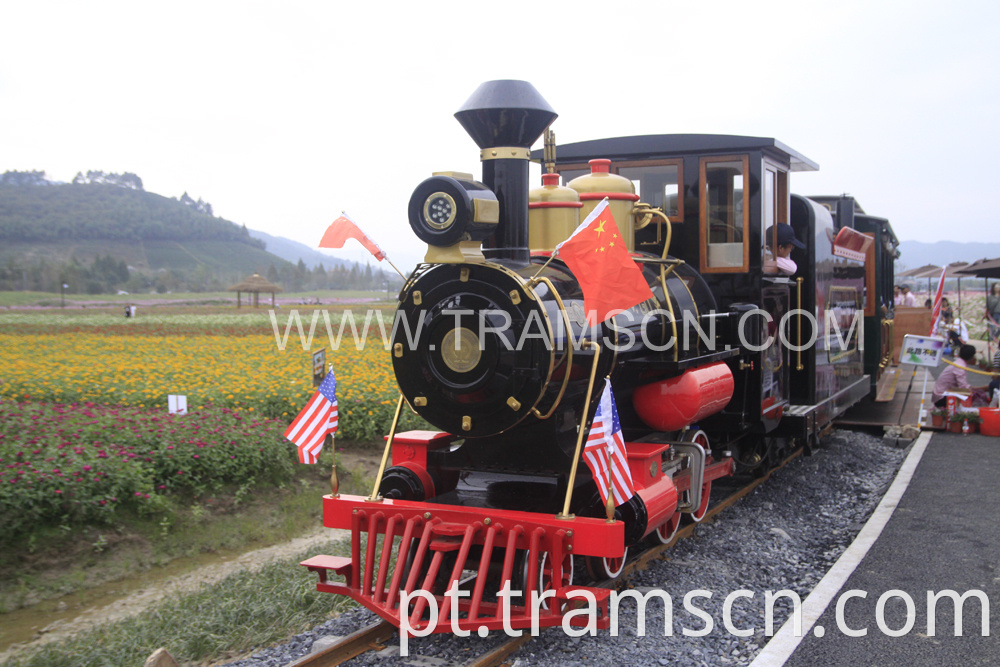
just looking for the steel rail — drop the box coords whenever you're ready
[283,620,395,667]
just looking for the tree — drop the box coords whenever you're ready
[1,170,48,186]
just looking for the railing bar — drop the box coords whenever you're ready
[439,523,478,622]
[350,511,364,591]
[386,517,419,609]
[469,525,497,620]
[410,550,445,628]
[496,526,523,619]
[363,512,383,596]
[373,515,399,604]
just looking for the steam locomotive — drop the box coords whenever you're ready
[300,81,899,634]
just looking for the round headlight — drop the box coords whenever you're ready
[423,192,457,230]
[408,175,498,247]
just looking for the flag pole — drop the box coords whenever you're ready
[605,444,616,523]
[384,258,407,281]
[526,252,558,286]
[558,341,601,520]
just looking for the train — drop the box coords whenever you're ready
[299,80,899,636]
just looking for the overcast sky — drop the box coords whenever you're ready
[2,1,997,272]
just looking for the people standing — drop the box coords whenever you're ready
[899,284,918,307]
[987,284,1000,336]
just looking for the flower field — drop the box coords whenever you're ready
[0,403,296,534]
[0,308,423,532]
[0,308,421,442]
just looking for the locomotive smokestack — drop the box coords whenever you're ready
[455,81,557,265]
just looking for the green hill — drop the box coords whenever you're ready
[0,171,295,293]
[0,171,392,295]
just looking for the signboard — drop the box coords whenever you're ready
[900,334,945,367]
[312,348,327,387]
[168,395,188,415]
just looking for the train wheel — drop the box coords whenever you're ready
[680,430,713,522]
[653,513,681,544]
[537,551,574,611]
[585,547,628,581]
[689,480,712,522]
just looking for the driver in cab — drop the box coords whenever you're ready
[764,224,805,276]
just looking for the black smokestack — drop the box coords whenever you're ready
[455,81,557,265]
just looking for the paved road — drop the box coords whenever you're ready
[784,432,1000,666]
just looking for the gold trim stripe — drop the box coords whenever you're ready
[480,147,531,161]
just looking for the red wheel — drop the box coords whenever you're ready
[537,551,573,611]
[586,546,628,580]
[689,480,712,522]
[682,430,712,523]
[654,512,681,544]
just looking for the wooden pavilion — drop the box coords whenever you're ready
[228,274,283,308]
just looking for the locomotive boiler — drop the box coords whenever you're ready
[299,80,898,636]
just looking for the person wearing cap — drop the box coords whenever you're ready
[899,284,917,307]
[764,224,805,276]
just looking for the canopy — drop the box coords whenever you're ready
[955,257,1000,279]
[228,273,283,308]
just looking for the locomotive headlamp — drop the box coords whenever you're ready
[423,192,457,230]
[408,175,499,247]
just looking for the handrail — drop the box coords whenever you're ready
[557,341,601,519]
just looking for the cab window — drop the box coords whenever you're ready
[762,165,789,260]
[700,155,749,272]
[616,160,683,221]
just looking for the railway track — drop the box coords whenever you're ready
[285,451,801,667]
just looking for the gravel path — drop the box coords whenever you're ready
[223,429,907,667]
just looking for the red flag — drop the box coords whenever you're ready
[930,267,947,336]
[319,213,386,261]
[582,379,635,507]
[555,199,654,325]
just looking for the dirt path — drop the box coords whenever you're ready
[0,527,350,662]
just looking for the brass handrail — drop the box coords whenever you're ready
[368,394,405,502]
[557,341,601,519]
[529,276,574,420]
[796,277,804,371]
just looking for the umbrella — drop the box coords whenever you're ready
[955,257,1000,279]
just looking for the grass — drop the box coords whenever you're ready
[1,540,356,667]
[0,448,377,666]
[0,446,374,613]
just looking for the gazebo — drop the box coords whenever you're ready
[228,274,283,308]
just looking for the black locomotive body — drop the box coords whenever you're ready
[302,81,898,635]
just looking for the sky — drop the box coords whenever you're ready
[2,0,998,273]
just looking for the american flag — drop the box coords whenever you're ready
[582,379,635,507]
[284,371,338,464]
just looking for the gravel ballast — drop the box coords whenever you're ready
[224,429,908,667]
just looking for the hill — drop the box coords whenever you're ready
[247,228,350,270]
[0,171,388,294]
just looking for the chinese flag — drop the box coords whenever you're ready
[319,213,387,261]
[556,199,654,325]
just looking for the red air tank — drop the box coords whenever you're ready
[633,362,734,431]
